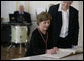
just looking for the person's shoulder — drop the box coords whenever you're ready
[24,11,30,15]
[32,28,39,36]
[49,4,59,9]
[14,11,19,13]
[70,6,78,12]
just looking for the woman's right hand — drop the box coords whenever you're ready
[45,47,59,54]
[45,49,52,54]
[51,47,59,54]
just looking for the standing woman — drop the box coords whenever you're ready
[25,12,56,57]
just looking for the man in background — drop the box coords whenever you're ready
[14,5,32,36]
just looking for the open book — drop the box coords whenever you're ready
[40,47,83,59]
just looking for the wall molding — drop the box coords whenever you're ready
[16,1,18,11]
[28,1,30,13]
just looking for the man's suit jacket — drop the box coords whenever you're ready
[48,4,79,47]
[14,11,31,24]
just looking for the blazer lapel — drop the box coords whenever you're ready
[69,7,72,30]
[68,6,74,34]
[58,11,62,26]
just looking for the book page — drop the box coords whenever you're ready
[40,47,83,59]
[40,49,75,58]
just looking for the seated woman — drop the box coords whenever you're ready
[24,12,57,57]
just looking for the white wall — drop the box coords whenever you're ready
[1,1,16,22]
[1,1,83,47]
[30,1,61,21]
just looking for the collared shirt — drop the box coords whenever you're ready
[58,4,69,38]
[19,11,24,15]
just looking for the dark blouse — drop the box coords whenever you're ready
[24,28,54,57]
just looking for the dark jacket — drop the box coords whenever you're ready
[25,29,54,57]
[48,4,79,47]
[14,11,31,24]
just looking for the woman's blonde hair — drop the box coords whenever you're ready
[36,12,52,25]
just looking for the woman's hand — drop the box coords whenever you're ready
[45,49,52,54]
[45,47,59,54]
[51,47,59,54]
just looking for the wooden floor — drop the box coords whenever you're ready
[1,44,27,60]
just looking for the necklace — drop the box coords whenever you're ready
[37,28,48,49]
